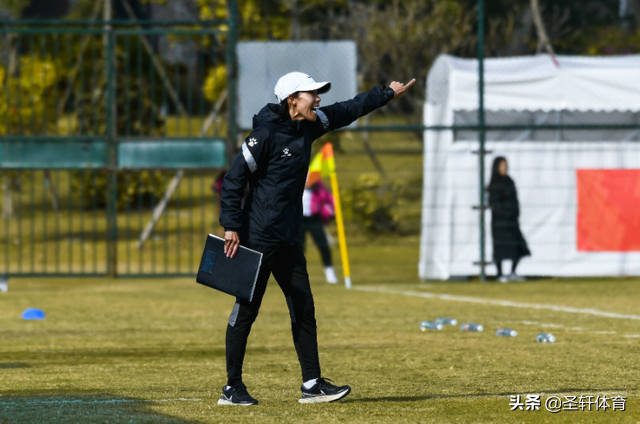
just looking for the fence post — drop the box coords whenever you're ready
[226,0,239,162]
[478,0,487,281]
[106,24,118,277]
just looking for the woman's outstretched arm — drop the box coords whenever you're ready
[309,79,415,140]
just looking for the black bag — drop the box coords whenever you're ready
[196,234,263,302]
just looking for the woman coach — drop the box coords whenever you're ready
[218,72,414,405]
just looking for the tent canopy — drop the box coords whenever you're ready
[420,54,640,280]
[427,54,640,112]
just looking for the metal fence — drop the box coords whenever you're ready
[2,0,640,282]
[0,14,237,277]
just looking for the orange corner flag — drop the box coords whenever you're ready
[306,143,335,187]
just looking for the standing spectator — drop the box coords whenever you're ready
[300,180,337,284]
[487,157,531,282]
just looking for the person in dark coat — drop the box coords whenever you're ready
[487,157,531,282]
[219,71,415,405]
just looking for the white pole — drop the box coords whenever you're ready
[137,170,184,249]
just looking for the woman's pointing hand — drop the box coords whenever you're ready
[389,79,416,99]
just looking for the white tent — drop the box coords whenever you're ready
[420,54,640,280]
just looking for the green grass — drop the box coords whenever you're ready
[1,277,639,423]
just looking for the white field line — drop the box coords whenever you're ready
[0,398,201,406]
[354,286,640,321]
[513,322,630,337]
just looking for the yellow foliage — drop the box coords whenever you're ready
[203,64,227,102]
[341,174,403,233]
[0,57,59,135]
[194,0,228,21]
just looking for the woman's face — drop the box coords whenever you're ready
[498,159,508,176]
[289,90,321,121]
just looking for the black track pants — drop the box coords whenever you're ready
[225,242,321,386]
[300,215,332,267]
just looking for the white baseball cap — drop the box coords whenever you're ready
[274,72,331,102]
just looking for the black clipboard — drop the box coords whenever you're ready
[196,234,263,302]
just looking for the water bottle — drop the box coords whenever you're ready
[495,328,517,337]
[536,333,556,343]
[460,323,483,332]
[420,321,443,331]
[436,317,458,326]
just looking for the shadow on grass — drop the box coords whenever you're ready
[0,394,205,424]
[346,388,628,403]
[0,344,400,369]
[0,363,30,369]
[0,345,287,363]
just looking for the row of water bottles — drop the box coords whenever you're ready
[419,318,555,343]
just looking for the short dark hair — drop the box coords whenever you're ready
[277,92,299,120]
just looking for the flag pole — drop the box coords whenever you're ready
[308,142,352,289]
[329,171,351,289]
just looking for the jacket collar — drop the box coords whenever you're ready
[254,104,305,134]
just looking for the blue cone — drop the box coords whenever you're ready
[22,308,46,320]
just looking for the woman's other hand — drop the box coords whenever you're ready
[224,231,240,258]
[389,79,416,99]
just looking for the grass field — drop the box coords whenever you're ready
[1,276,639,423]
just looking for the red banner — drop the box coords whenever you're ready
[577,169,640,252]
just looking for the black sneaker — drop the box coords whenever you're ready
[218,383,259,406]
[299,378,351,403]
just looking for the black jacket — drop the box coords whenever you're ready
[220,86,394,246]
[489,175,519,221]
[488,175,531,261]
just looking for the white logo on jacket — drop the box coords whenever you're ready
[248,138,258,147]
[281,148,292,157]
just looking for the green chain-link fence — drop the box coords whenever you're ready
[0,14,237,277]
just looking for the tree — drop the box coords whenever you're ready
[0,0,29,18]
